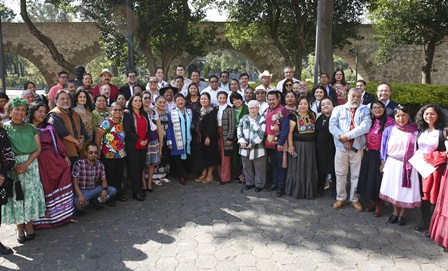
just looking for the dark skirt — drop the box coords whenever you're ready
[357,149,382,201]
[285,141,318,199]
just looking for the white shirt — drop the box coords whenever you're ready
[227,90,245,106]
[219,82,230,92]
[217,104,228,127]
[276,77,300,91]
[202,86,223,106]
[182,81,208,95]
[259,102,269,116]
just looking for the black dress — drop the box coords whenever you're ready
[315,114,336,195]
[192,106,221,173]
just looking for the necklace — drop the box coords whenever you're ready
[97,109,109,118]
[10,120,25,126]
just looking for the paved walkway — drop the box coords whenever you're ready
[0,180,447,270]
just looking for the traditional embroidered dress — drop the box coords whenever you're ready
[285,112,318,199]
[379,124,421,208]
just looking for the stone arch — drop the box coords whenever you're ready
[333,48,370,82]
[66,41,102,70]
[3,40,57,87]
[175,40,287,81]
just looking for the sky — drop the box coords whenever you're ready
[4,0,228,22]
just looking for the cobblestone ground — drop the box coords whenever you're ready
[1,180,447,270]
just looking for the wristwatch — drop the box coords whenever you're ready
[102,186,108,191]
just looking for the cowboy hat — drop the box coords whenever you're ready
[258,70,272,80]
[99,68,114,77]
[159,84,179,96]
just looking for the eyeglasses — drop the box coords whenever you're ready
[111,109,123,112]
[285,84,293,87]
[60,76,68,79]
[128,75,136,78]
[143,97,152,100]
[87,151,99,155]
[256,92,266,95]
[175,99,185,103]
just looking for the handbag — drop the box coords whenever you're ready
[0,176,13,205]
[14,180,24,201]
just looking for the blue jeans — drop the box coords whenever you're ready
[268,148,286,189]
[74,186,117,210]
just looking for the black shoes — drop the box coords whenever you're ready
[132,194,145,201]
[414,221,430,232]
[16,233,26,244]
[89,198,104,210]
[245,185,255,190]
[397,216,406,226]
[76,210,86,217]
[0,242,13,255]
[269,185,278,191]
[116,195,128,201]
[388,215,398,223]
[276,189,285,197]
[255,187,262,192]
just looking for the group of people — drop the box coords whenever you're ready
[0,64,448,256]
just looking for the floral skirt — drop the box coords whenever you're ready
[1,154,46,225]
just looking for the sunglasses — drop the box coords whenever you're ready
[285,84,293,87]
[143,97,152,100]
[88,151,99,155]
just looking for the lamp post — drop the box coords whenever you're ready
[313,0,322,87]
[349,47,358,81]
[0,14,5,93]
[126,0,134,71]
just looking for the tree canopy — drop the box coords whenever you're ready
[218,0,366,79]
[78,0,217,77]
[368,0,448,84]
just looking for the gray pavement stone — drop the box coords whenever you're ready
[0,180,447,270]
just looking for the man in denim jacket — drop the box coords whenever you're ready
[329,88,371,211]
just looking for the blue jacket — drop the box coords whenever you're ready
[329,103,371,152]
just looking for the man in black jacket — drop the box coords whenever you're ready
[377,82,399,117]
[356,79,375,105]
[119,70,141,100]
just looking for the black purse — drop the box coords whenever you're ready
[14,179,24,201]
[0,176,13,205]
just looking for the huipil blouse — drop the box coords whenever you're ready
[3,123,38,154]
[366,117,394,150]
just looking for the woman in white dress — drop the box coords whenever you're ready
[379,105,421,226]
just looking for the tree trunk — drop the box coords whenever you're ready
[319,0,334,75]
[20,0,76,73]
[422,39,436,84]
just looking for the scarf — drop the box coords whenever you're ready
[395,122,418,188]
[171,107,191,159]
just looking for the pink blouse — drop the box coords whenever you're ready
[366,117,394,150]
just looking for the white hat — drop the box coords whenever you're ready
[258,70,272,80]
[99,68,114,77]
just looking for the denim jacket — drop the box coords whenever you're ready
[329,103,372,152]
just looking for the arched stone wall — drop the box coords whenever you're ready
[2,22,101,87]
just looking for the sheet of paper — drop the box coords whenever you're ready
[408,150,437,179]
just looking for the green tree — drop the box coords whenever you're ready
[219,0,366,79]
[20,0,77,72]
[0,4,16,22]
[26,1,75,22]
[368,0,448,84]
[78,0,217,77]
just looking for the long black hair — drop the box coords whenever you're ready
[415,103,447,130]
[26,101,49,128]
[370,101,388,133]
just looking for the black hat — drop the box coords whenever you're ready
[159,84,179,96]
